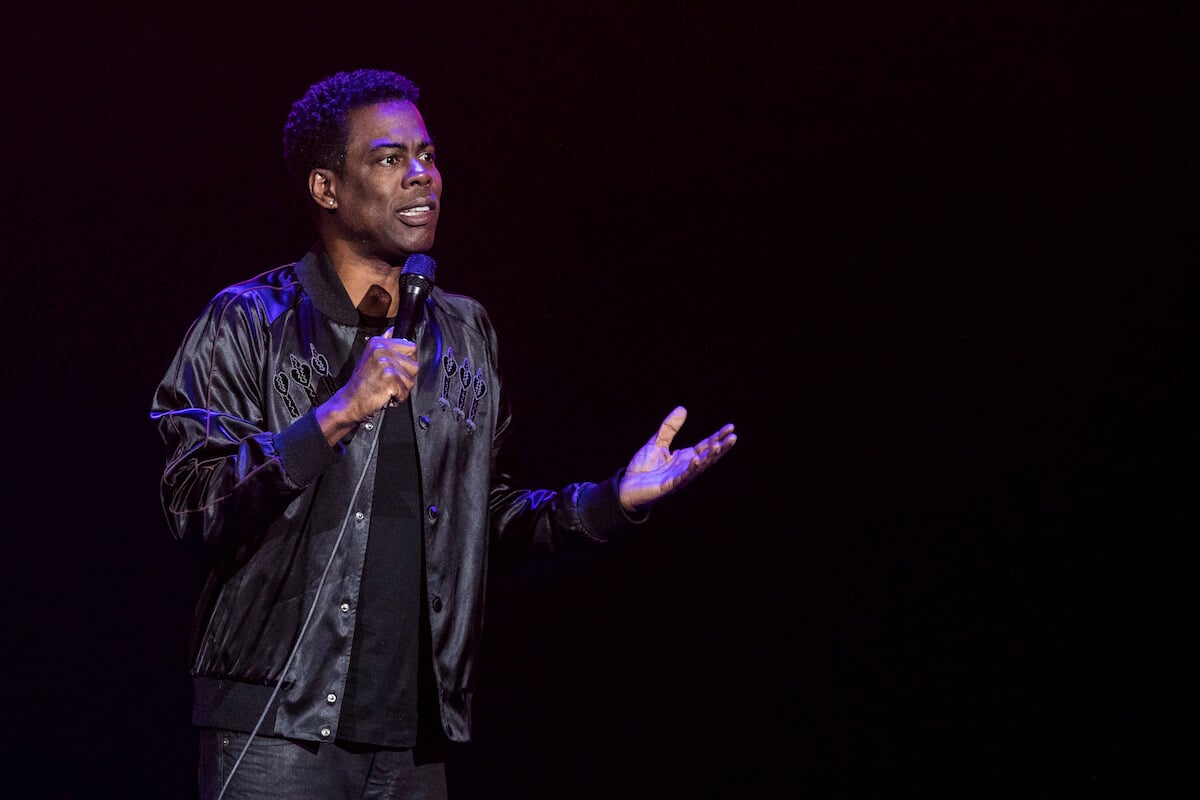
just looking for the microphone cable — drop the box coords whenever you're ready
[215,423,383,800]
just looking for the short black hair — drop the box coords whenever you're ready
[282,68,421,192]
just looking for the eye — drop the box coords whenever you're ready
[419,151,436,164]
[380,154,402,166]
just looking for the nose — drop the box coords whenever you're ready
[405,157,433,186]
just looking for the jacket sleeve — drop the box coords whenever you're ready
[487,476,644,572]
[150,288,340,558]
[480,312,646,570]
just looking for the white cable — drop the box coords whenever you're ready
[215,420,383,800]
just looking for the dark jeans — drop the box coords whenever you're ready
[198,729,448,800]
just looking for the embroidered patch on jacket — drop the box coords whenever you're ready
[273,343,336,419]
[437,347,489,432]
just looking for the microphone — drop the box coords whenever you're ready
[392,253,437,341]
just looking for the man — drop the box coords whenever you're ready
[151,68,736,799]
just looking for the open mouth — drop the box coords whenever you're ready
[398,204,436,224]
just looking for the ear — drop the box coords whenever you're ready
[309,170,338,212]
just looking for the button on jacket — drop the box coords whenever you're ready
[151,249,637,743]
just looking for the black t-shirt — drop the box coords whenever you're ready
[336,308,441,748]
[336,403,425,747]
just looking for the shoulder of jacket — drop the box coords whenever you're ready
[205,263,305,320]
[431,288,493,332]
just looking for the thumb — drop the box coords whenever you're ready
[650,406,688,448]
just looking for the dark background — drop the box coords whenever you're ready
[3,2,1193,798]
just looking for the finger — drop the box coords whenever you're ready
[693,424,735,455]
[379,326,416,349]
[387,336,418,356]
[385,358,419,385]
[370,336,418,360]
[376,329,406,345]
[651,406,688,448]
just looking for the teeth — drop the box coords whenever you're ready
[400,206,431,215]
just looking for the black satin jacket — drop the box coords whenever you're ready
[151,249,635,743]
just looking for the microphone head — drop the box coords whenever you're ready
[401,253,437,282]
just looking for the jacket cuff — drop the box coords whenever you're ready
[577,469,648,540]
[273,409,341,488]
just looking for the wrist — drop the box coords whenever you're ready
[316,396,357,446]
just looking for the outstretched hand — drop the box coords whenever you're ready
[618,406,737,513]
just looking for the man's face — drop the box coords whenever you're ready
[331,100,442,261]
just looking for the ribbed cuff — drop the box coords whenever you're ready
[577,469,649,540]
[273,410,341,488]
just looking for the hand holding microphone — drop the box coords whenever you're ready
[316,254,437,444]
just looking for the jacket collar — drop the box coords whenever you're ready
[294,246,360,326]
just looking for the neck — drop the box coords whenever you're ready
[324,240,405,316]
